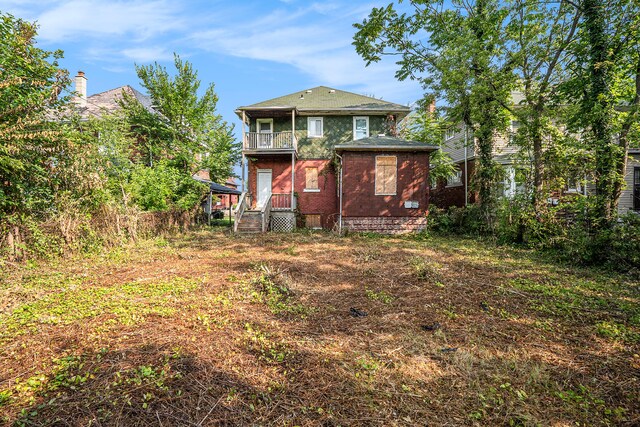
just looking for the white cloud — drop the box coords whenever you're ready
[190,2,421,103]
[32,0,184,42]
[121,46,173,63]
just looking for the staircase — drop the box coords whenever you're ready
[235,210,264,234]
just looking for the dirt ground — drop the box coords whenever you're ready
[0,229,638,426]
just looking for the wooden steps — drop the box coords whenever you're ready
[236,210,263,234]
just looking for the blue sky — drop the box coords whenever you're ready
[1,0,422,141]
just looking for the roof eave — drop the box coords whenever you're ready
[335,145,439,152]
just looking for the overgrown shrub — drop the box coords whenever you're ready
[427,196,639,273]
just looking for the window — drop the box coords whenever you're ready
[444,128,456,141]
[307,117,323,137]
[305,167,319,192]
[447,170,462,186]
[305,214,322,229]
[375,156,397,195]
[353,116,369,140]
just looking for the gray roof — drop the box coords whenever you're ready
[81,85,156,119]
[629,148,640,154]
[335,135,439,152]
[192,176,242,195]
[237,86,410,115]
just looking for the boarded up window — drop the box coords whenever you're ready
[306,167,319,190]
[306,214,322,229]
[375,156,397,195]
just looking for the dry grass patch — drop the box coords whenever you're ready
[0,229,637,426]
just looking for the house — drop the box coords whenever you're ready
[234,86,438,234]
[71,71,240,212]
[624,148,640,214]
[434,94,640,216]
[71,71,158,120]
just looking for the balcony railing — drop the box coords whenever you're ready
[243,131,296,151]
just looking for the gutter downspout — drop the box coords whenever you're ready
[336,153,343,235]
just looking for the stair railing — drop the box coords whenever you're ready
[234,192,248,233]
[261,193,273,233]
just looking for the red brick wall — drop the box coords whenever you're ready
[248,157,338,229]
[341,151,430,218]
[431,159,477,208]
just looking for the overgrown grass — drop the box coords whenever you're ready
[0,230,637,426]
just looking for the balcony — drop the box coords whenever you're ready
[243,131,297,153]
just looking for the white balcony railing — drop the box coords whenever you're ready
[243,131,296,151]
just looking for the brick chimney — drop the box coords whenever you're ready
[428,99,436,115]
[74,71,87,107]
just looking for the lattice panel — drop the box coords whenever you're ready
[271,215,295,232]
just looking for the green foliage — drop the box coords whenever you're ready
[0,13,70,217]
[122,54,240,183]
[354,0,515,215]
[249,264,308,317]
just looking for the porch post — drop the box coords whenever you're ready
[291,109,296,150]
[291,152,295,210]
[241,111,247,193]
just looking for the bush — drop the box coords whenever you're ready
[428,196,639,273]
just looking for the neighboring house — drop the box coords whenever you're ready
[71,71,157,119]
[234,86,438,234]
[434,93,640,216]
[71,71,239,210]
[624,148,640,214]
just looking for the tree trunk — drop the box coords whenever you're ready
[583,0,616,226]
[530,108,544,210]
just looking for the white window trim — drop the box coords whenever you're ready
[256,118,273,133]
[353,116,369,140]
[303,188,321,193]
[446,170,463,187]
[444,128,456,141]
[375,155,397,196]
[307,117,323,138]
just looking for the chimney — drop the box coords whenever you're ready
[74,71,87,107]
[428,99,436,115]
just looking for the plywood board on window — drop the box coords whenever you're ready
[305,214,322,229]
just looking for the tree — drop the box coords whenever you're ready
[503,0,581,208]
[122,54,239,183]
[558,0,640,225]
[120,54,240,211]
[354,0,515,222]
[0,13,71,257]
[400,109,458,186]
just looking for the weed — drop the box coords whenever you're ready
[365,288,394,304]
[249,264,308,317]
[354,356,380,379]
[284,245,297,256]
[410,257,442,281]
[244,323,294,365]
[354,247,382,263]
[596,321,640,344]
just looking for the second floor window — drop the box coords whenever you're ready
[353,116,369,140]
[444,128,456,141]
[308,117,323,138]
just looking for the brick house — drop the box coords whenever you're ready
[234,87,438,233]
